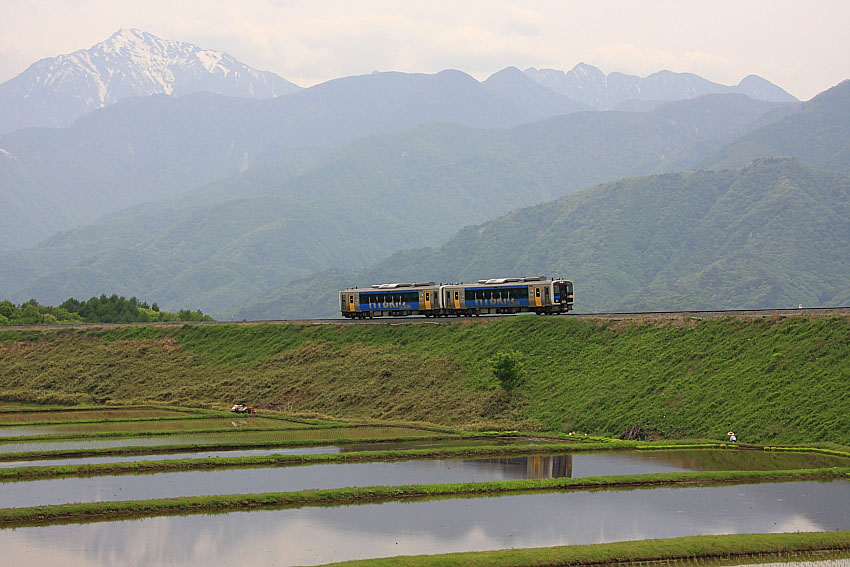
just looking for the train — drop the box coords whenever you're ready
[340,277,574,318]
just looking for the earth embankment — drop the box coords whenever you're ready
[1,314,848,445]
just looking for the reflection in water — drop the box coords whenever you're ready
[0,454,577,508]
[0,481,847,566]
[484,454,573,478]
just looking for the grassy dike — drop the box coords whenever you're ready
[320,533,850,567]
[2,314,850,444]
[1,468,847,527]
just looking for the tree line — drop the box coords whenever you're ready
[0,294,214,325]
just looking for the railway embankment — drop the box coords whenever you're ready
[1,313,849,446]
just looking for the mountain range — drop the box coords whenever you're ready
[0,29,845,320]
[1,60,794,251]
[0,90,821,316]
[234,81,850,319]
[524,63,798,110]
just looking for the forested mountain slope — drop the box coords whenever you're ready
[237,158,850,318]
[704,80,850,173]
[0,95,786,315]
[0,68,589,250]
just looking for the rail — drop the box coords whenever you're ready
[2,306,849,331]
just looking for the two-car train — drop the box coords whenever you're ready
[340,277,574,318]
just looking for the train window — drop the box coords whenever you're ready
[535,288,541,297]
[425,292,430,301]
[454,291,459,300]
[349,295,354,304]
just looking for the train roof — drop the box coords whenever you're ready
[341,277,571,292]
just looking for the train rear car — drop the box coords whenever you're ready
[340,282,440,319]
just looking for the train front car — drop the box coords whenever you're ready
[340,282,440,319]
[444,277,573,316]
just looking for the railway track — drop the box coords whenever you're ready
[3,306,850,331]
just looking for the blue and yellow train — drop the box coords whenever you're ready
[340,277,574,318]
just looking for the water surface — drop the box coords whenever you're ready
[0,425,436,449]
[0,408,193,423]
[3,450,848,508]
[0,437,525,467]
[0,416,298,437]
[0,481,846,566]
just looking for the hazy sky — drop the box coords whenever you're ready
[1,0,848,100]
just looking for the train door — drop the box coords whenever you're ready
[533,286,542,307]
[453,289,462,309]
[424,290,432,310]
[348,293,359,312]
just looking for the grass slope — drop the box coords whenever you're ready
[2,314,849,445]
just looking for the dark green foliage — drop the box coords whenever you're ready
[60,294,150,323]
[0,295,213,325]
[489,351,525,391]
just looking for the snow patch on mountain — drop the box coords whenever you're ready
[0,29,301,132]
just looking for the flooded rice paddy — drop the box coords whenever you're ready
[0,437,526,466]
[0,407,194,423]
[3,449,848,508]
[0,445,340,468]
[1,481,847,566]
[0,416,302,437]
[0,425,436,449]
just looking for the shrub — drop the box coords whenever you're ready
[489,351,526,391]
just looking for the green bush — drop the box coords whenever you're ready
[489,351,526,391]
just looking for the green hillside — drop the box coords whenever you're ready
[2,315,848,445]
[704,80,850,172]
[1,95,787,316]
[239,158,850,319]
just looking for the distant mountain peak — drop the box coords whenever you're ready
[0,29,301,133]
[524,64,798,110]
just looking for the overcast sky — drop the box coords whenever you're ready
[1,0,848,100]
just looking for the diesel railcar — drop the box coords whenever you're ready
[340,277,573,318]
